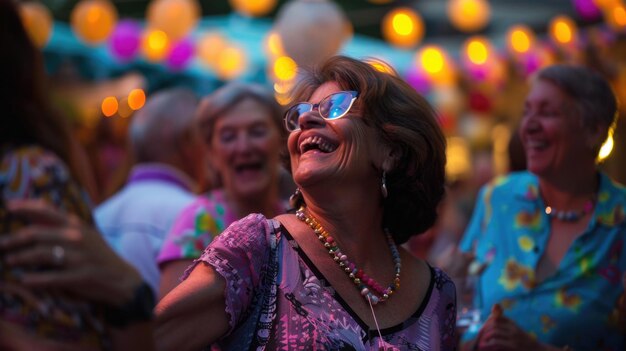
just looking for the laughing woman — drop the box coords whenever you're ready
[155,56,455,350]
[157,82,289,297]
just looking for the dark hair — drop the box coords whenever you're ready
[0,0,81,182]
[287,55,447,244]
[196,82,286,146]
[535,64,618,152]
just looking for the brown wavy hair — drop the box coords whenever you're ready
[285,55,446,244]
[0,0,82,184]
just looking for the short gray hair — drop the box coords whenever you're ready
[129,87,199,163]
[535,65,618,142]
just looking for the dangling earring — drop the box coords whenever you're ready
[381,171,388,199]
[289,188,302,209]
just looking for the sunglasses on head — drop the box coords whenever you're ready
[283,90,359,132]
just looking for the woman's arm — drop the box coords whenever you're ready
[155,263,230,351]
[159,259,195,299]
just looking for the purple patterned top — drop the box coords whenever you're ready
[186,213,457,350]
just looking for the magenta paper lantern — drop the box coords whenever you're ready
[405,67,431,95]
[573,0,601,21]
[167,39,195,70]
[109,20,141,61]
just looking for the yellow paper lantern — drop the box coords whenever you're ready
[549,15,577,46]
[381,7,425,48]
[19,2,53,48]
[142,29,170,62]
[197,32,228,68]
[71,0,118,45]
[215,45,247,80]
[147,0,200,41]
[447,0,491,32]
[229,0,277,17]
[507,25,535,55]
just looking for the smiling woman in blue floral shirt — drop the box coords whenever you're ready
[460,65,626,351]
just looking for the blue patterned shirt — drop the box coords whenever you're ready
[460,171,626,350]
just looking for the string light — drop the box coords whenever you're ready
[507,25,535,55]
[382,7,424,48]
[549,15,577,45]
[273,56,297,81]
[101,96,118,117]
[127,89,146,110]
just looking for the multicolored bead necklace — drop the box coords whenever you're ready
[545,199,594,222]
[296,206,401,305]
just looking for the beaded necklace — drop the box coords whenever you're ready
[295,206,401,305]
[544,199,594,222]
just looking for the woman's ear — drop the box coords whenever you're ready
[381,144,401,173]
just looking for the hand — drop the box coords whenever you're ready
[475,304,554,351]
[0,199,144,307]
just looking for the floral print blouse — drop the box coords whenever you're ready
[460,171,626,350]
[186,213,458,350]
[158,189,286,266]
[0,145,107,349]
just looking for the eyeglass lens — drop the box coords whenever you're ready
[285,91,356,131]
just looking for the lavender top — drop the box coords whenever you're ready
[186,213,457,350]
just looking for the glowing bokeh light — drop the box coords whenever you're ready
[71,0,118,45]
[19,2,53,48]
[109,20,142,61]
[419,47,445,75]
[265,31,285,57]
[215,45,247,80]
[507,25,534,54]
[593,0,620,10]
[369,61,396,75]
[102,96,119,117]
[197,32,227,68]
[447,0,491,32]
[465,37,489,65]
[549,15,577,45]
[598,132,614,161]
[147,0,200,40]
[142,29,170,62]
[605,3,626,30]
[382,7,424,48]
[128,89,146,110]
[273,56,297,81]
[229,0,277,17]
[167,39,195,70]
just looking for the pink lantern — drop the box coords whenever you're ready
[109,20,141,61]
[573,0,601,21]
[405,67,431,95]
[167,39,195,70]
